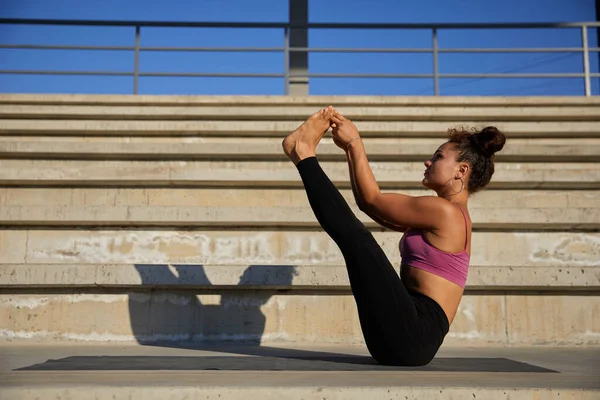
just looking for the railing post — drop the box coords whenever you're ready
[134,25,140,95]
[288,0,309,96]
[432,28,439,96]
[582,25,591,97]
[284,27,290,95]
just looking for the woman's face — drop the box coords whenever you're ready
[422,142,466,193]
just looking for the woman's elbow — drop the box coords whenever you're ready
[357,200,370,212]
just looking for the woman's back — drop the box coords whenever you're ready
[400,204,472,324]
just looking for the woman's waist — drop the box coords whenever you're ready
[401,263,463,325]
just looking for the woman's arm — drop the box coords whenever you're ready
[331,110,449,231]
[346,148,406,232]
[345,139,381,206]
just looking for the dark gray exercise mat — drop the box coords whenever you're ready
[17,356,557,372]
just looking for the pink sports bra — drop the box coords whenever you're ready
[399,206,470,288]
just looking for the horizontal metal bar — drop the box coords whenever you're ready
[305,22,600,29]
[0,44,284,52]
[308,73,434,78]
[291,47,600,53]
[1,18,599,29]
[141,46,283,52]
[2,44,599,54]
[0,70,133,76]
[0,71,422,79]
[439,47,600,53]
[0,18,288,28]
[0,44,135,51]
[151,46,589,54]
[292,47,432,53]
[139,72,284,77]
[0,70,283,78]
[308,73,595,78]
[1,44,421,54]
[1,70,598,79]
[439,73,589,78]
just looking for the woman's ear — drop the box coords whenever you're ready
[458,163,469,178]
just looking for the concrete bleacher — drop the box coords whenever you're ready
[0,94,599,398]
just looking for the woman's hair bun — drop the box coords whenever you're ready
[472,126,506,157]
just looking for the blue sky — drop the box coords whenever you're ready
[0,0,598,96]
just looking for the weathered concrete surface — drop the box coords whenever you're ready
[0,292,598,346]
[1,343,598,374]
[1,264,598,290]
[2,205,599,228]
[2,104,600,120]
[1,229,598,268]
[0,262,597,290]
[0,344,598,400]
[1,380,596,400]
[2,119,600,136]
[0,94,598,351]
[2,93,600,105]
[2,188,598,209]
[1,160,599,188]
[1,137,599,161]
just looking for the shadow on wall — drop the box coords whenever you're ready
[129,264,298,345]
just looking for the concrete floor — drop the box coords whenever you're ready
[0,343,598,399]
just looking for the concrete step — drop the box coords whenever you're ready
[2,188,596,209]
[1,204,598,229]
[1,264,597,290]
[3,93,600,106]
[0,345,597,400]
[2,119,599,137]
[1,160,598,189]
[2,229,597,269]
[0,290,598,345]
[0,93,597,350]
[3,375,595,400]
[2,104,600,121]
[2,137,599,162]
[2,188,598,229]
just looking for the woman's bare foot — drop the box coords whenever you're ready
[282,107,333,165]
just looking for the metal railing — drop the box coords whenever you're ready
[0,18,599,95]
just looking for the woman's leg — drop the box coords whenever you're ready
[283,110,420,362]
[296,157,419,354]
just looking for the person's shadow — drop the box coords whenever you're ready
[15,263,556,373]
[130,264,297,345]
[116,264,556,372]
[127,264,377,363]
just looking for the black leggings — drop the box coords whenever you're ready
[296,157,449,366]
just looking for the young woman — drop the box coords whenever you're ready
[282,106,506,366]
